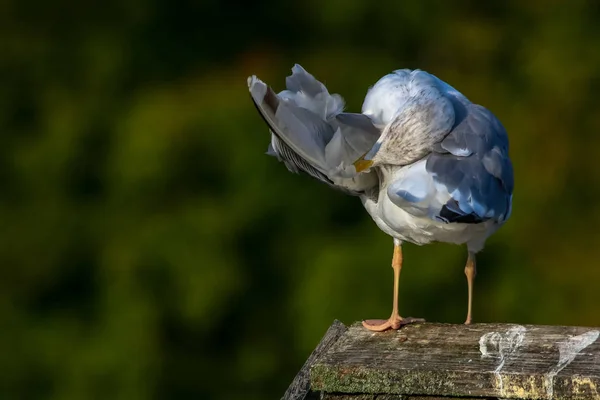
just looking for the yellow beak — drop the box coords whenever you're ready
[354,157,374,173]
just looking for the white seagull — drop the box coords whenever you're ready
[248,65,513,331]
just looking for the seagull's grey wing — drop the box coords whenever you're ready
[387,103,513,224]
[250,76,334,185]
[325,112,381,171]
[426,104,513,223]
[249,65,381,194]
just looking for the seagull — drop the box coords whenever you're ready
[248,65,513,332]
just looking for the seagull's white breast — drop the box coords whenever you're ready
[360,166,497,252]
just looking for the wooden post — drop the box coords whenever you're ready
[283,320,348,400]
[286,321,600,399]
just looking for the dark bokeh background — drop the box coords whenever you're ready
[3,0,600,399]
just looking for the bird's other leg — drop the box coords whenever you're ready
[464,251,477,325]
[362,240,425,332]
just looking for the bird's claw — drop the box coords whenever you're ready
[362,316,425,332]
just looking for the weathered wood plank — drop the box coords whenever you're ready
[310,322,600,399]
[321,394,403,399]
[283,320,348,400]
[321,395,491,400]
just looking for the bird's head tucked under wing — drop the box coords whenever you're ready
[353,71,457,172]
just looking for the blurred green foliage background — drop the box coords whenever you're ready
[2,0,600,398]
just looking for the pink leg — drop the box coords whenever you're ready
[363,243,424,332]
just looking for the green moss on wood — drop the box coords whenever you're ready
[311,363,480,396]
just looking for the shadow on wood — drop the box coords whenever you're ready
[284,321,600,400]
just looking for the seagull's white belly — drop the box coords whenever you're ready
[361,192,496,251]
[381,195,492,245]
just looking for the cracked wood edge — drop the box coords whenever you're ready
[282,320,348,400]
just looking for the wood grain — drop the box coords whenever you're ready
[310,322,600,399]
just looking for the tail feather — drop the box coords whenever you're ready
[249,76,331,173]
[285,64,325,97]
[248,65,382,194]
[284,64,345,119]
[269,135,334,184]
